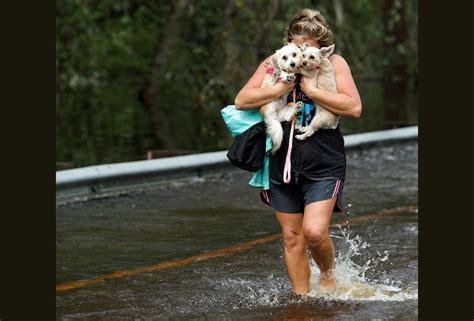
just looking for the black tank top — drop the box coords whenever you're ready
[268,80,346,184]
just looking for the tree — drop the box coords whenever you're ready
[382,0,410,128]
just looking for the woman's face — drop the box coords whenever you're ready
[290,36,320,49]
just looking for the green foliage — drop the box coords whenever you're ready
[57,0,418,167]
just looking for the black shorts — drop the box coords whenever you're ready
[264,176,344,214]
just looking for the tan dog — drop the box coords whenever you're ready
[295,44,339,140]
[260,43,303,153]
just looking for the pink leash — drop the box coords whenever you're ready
[283,89,297,184]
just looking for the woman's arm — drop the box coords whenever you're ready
[234,57,296,110]
[299,54,362,118]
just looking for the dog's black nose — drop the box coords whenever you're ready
[290,62,295,67]
[303,61,307,66]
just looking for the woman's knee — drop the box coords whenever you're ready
[302,226,329,246]
[281,229,306,252]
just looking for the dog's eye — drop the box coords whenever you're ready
[310,55,315,59]
[292,52,296,57]
[282,55,287,60]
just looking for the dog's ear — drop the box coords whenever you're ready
[271,51,279,67]
[320,44,335,58]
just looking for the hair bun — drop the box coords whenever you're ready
[285,8,334,47]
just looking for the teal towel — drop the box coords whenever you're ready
[220,105,271,190]
[248,135,271,190]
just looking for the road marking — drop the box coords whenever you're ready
[56,205,417,294]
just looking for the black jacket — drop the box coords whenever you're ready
[226,121,266,172]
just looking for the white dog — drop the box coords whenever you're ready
[260,43,303,153]
[295,44,339,140]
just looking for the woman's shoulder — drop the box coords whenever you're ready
[328,54,352,75]
[262,55,273,67]
[253,55,273,75]
[328,54,350,71]
[328,53,347,65]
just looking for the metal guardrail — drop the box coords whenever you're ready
[342,126,417,148]
[56,126,417,202]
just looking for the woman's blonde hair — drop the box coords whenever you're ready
[285,8,334,47]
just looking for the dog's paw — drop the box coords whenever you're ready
[280,71,296,83]
[295,125,308,133]
[289,102,304,120]
[295,127,315,140]
[295,133,308,140]
[285,73,296,82]
[294,101,304,111]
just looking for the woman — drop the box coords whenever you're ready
[234,9,362,295]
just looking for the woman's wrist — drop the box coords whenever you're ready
[272,81,295,98]
[265,84,278,97]
[306,86,321,101]
[235,85,283,109]
[270,82,286,97]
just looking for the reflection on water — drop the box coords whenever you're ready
[56,141,418,319]
[56,210,418,319]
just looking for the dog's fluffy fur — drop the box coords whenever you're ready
[295,44,339,140]
[260,43,303,153]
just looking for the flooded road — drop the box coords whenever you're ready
[56,141,418,319]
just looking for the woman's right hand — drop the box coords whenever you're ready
[272,80,296,97]
[234,56,297,110]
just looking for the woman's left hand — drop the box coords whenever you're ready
[299,75,318,98]
[297,55,362,118]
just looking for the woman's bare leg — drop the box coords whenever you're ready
[302,197,337,290]
[274,211,310,294]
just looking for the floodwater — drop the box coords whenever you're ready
[56,141,418,320]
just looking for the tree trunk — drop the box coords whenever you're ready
[333,0,345,27]
[382,0,409,128]
[256,0,280,60]
[138,0,189,149]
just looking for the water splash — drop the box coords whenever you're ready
[210,274,301,309]
[308,225,417,301]
[207,224,417,312]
